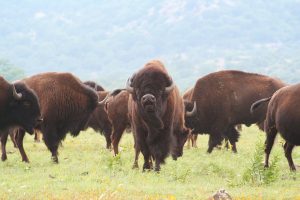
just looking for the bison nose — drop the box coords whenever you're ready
[141,94,156,103]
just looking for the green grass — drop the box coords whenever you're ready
[0,126,299,200]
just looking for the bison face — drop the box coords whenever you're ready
[126,72,174,128]
[171,128,189,160]
[7,83,42,134]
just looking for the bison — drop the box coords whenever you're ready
[251,84,299,171]
[84,81,105,91]
[0,77,42,161]
[103,89,131,155]
[8,72,99,163]
[126,60,188,171]
[184,70,285,153]
[86,90,112,149]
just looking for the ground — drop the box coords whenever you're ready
[0,126,299,200]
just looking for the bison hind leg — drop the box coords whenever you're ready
[283,142,296,171]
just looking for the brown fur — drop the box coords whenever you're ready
[86,91,112,149]
[14,72,98,163]
[0,77,42,162]
[129,60,188,171]
[185,70,285,153]
[105,90,130,155]
[262,84,300,170]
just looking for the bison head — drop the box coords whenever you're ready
[171,128,189,160]
[6,82,42,134]
[126,71,174,129]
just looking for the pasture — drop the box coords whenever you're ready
[0,126,299,200]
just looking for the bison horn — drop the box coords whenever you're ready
[126,76,134,93]
[165,79,175,94]
[12,84,22,100]
[98,93,110,105]
[186,101,197,117]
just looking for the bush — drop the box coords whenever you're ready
[242,139,280,185]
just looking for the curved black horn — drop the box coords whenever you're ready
[186,101,197,117]
[165,78,175,94]
[12,84,22,100]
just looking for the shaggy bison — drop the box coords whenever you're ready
[251,84,299,171]
[11,72,99,163]
[184,70,285,153]
[0,77,42,161]
[126,60,188,171]
[86,91,112,149]
[103,89,131,155]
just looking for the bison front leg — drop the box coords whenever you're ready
[43,132,60,163]
[1,132,8,161]
[104,132,112,150]
[9,131,17,148]
[192,134,198,148]
[207,133,223,153]
[284,142,296,171]
[15,129,29,162]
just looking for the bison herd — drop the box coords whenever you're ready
[0,60,299,172]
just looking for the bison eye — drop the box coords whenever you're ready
[22,101,31,107]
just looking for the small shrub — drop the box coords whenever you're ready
[242,139,280,185]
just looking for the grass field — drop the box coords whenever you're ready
[0,126,299,200]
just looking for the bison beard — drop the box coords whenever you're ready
[12,72,99,163]
[127,60,187,171]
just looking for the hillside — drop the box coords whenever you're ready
[0,0,300,90]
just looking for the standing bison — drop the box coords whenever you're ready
[251,84,299,171]
[126,60,188,171]
[11,72,99,163]
[0,76,42,161]
[104,89,131,155]
[184,70,285,153]
[86,91,112,149]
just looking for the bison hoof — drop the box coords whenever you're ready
[1,155,7,161]
[22,158,29,163]
[264,164,269,168]
[132,163,139,169]
[51,156,59,164]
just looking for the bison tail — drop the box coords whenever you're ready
[250,97,272,114]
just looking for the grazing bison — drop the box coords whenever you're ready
[0,77,42,161]
[86,91,112,149]
[103,89,131,155]
[184,70,285,153]
[84,81,105,91]
[126,60,188,171]
[10,72,98,163]
[251,84,299,171]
